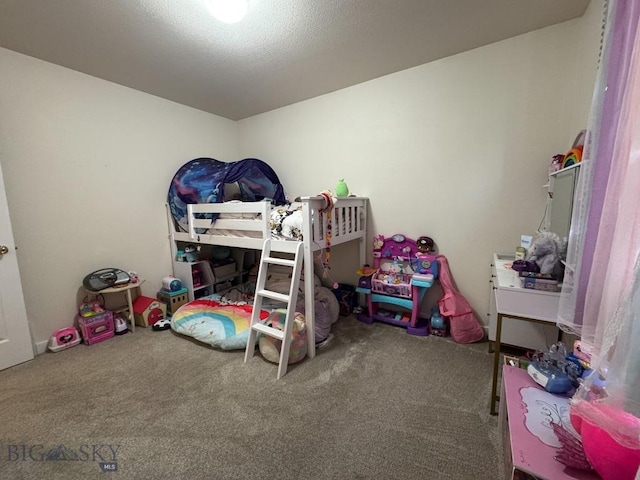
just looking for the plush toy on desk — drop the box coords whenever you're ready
[525,231,562,275]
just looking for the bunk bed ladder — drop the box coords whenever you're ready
[244,239,304,379]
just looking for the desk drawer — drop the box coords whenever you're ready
[489,265,559,351]
[495,286,560,322]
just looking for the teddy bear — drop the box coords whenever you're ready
[525,231,563,274]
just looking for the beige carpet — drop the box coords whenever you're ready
[0,316,503,480]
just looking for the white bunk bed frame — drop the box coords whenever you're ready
[166,196,368,359]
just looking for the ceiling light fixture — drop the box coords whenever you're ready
[205,0,248,24]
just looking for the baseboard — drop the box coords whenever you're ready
[34,340,48,355]
[28,320,49,355]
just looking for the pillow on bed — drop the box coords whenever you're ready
[270,203,303,240]
[171,298,269,350]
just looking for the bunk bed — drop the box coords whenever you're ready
[165,195,368,359]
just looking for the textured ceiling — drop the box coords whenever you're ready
[0,0,590,120]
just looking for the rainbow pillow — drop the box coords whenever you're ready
[171,299,269,350]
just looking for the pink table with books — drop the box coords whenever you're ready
[499,365,600,480]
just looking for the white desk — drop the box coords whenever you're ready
[490,254,560,415]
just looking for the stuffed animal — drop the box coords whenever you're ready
[525,232,562,274]
[258,310,307,365]
[184,244,200,262]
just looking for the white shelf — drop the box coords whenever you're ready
[172,260,215,301]
[171,249,256,301]
[549,162,581,177]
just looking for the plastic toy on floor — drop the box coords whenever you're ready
[429,306,447,336]
[356,234,436,335]
[48,327,81,352]
[152,319,172,331]
[113,314,129,335]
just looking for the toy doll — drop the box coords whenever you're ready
[373,235,384,259]
[414,236,438,277]
[416,236,434,253]
[386,257,403,284]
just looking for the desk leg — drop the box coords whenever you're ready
[410,286,419,327]
[490,313,503,415]
[126,289,135,333]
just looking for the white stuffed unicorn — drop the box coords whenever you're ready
[526,231,563,274]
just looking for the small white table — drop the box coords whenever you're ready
[84,280,144,332]
[490,254,560,415]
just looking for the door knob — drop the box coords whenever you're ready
[0,245,9,256]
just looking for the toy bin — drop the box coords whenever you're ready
[77,310,114,345]
[211,259,236,280]
[372,271,413,298]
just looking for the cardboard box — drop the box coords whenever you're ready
[212,260,236,280]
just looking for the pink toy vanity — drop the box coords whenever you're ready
[356,234,437,335]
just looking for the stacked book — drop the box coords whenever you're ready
[518,271,560,292]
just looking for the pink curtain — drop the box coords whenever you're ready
[557,1,640,478]
[558,0,640,357]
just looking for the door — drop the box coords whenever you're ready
[0,162,33,370]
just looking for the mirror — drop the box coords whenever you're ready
[548,165,580,243]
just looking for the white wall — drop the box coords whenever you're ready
[0,3,603,348]
[238,11,603,321]
[0,47,238,344]
[566,0,605,142]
